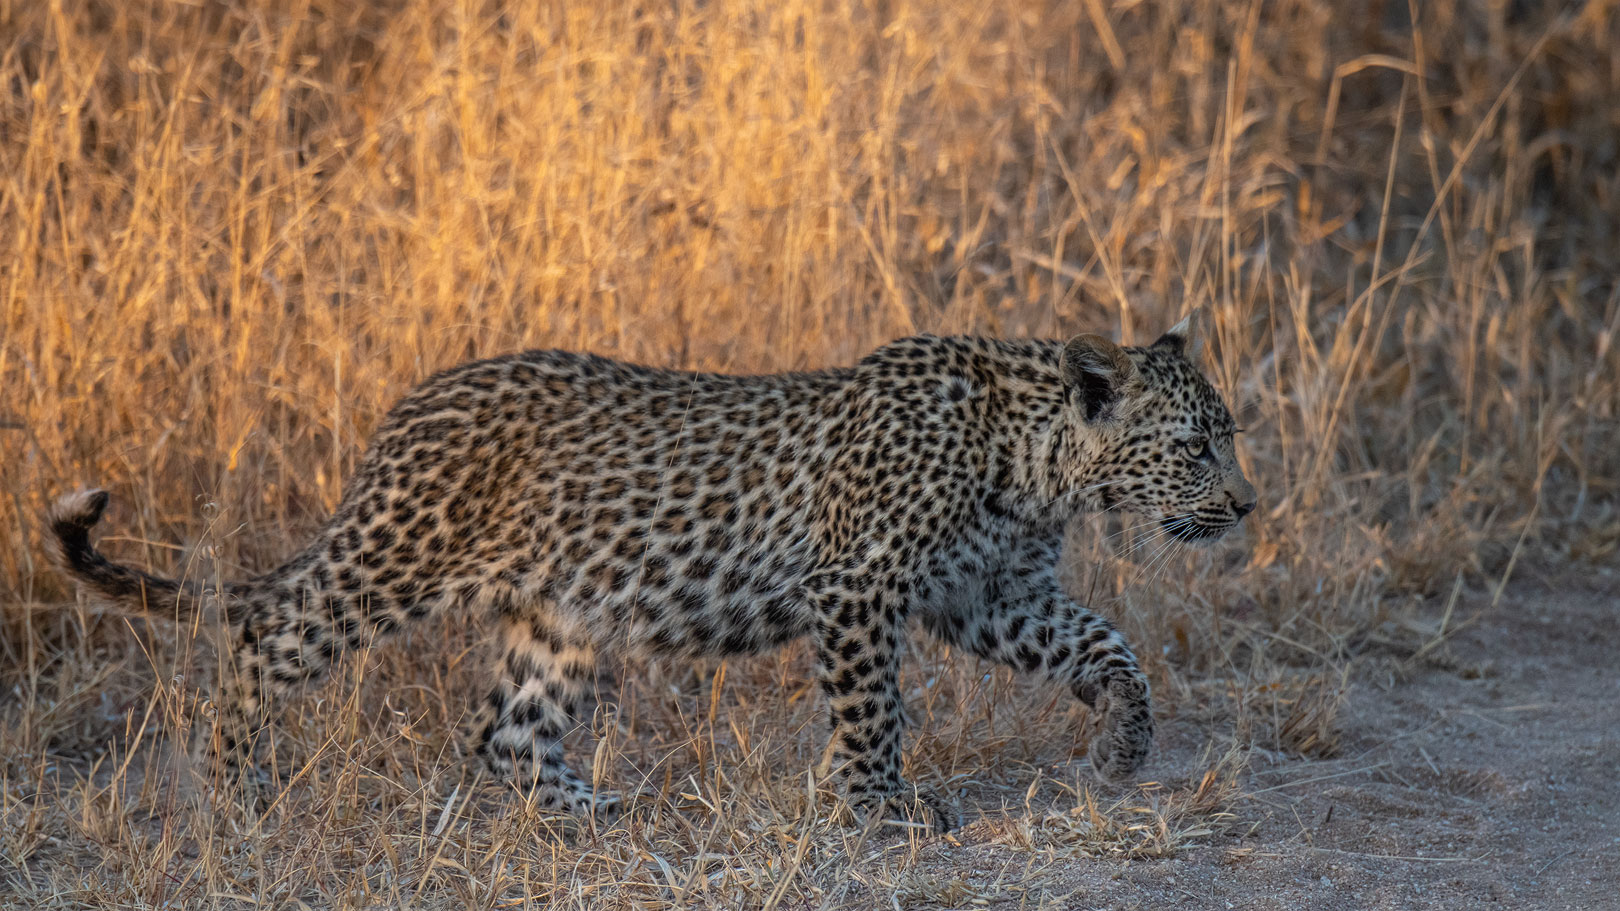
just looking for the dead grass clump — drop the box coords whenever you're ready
[987,748,1244,862]
[1269,674,1349,760]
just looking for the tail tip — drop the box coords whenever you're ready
[49,488,111,533]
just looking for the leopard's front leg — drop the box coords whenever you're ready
[1073,645,1154,780]
[806,573,958,833]
[1056,591,1155,780]
[928,559,1154,780]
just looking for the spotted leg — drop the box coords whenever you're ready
[475,613,617,818]
[807,569,959,833]
[923,544,1154,780]
[204,589,355,795]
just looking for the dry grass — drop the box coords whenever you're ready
[2,0,1617,907]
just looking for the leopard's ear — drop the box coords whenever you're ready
[1061,334,1139,422]
[1152,307,1204,357]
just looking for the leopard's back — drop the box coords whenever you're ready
[297,350,849,656]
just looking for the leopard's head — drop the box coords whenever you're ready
[1059,315,1256,543]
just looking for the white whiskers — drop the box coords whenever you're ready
[1127,515,1197,590]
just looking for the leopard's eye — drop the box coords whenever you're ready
[1183,438,1208,459]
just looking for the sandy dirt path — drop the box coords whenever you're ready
[899,572,1619,910]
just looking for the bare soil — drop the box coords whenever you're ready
[903,570,1620,910]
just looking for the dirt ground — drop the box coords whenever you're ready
[900,570,1620,910]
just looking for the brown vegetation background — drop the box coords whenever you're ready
[3,0,1617,907]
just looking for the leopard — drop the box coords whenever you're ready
[45,315,1255,833]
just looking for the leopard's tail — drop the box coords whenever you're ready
[46,489,242,619]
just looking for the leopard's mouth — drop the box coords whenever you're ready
[1162,518,1235,543]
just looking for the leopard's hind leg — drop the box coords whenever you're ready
[203,584,350,793]
[204,556,453,793]
[474,608,617,819]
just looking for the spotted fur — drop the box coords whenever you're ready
[46,319,1254,832]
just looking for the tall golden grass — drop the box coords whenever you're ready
[3,0,1617,907]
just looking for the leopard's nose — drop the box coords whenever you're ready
[1232,497,1256,519]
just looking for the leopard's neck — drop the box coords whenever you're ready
[978,339,1111,530]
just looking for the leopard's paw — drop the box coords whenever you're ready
[1083,671,1154,781]
[852,782,961,835]
[581,788,625,823]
